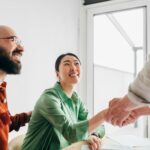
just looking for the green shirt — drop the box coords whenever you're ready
[22,82,88,150]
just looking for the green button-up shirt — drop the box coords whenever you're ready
[22,82,88,150]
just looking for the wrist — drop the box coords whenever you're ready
[91,133,99,138]
[122,95,136,111]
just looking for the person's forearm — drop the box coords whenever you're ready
[128,58,150,105]
[121,95,144,111]
[133,106,150,116]
[88,109,107,133]
[9,111,31,132]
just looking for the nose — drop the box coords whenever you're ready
[70,64,76,71]
[17,44,24,52]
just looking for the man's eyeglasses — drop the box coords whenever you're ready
[0,36,22,46]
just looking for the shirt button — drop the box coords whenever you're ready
[3,98,7,103]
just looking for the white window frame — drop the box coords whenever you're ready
[79,0,150,137]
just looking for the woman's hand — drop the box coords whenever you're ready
[87,135,101,150]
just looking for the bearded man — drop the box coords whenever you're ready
[0,25,31,150]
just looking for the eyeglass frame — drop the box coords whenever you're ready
[0,36,22,46]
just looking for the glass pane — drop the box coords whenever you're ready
[94,7,145,135]
[94,8,144,73]
[113,8,144,47]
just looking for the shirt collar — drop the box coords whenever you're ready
[54,82,78,104]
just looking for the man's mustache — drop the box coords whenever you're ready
[12,48,23,56]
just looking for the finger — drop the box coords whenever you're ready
[111,118,123,127]
[130,112,137,119]
[93,137,101,150]
[122,120,129,126]
[96,139,101,150]
[88,137,97,150]
[111,116,127,127]
[89,143,97,150]
[92,137,100,150]
[122,118,133,126]
[117,117,128,127]
[89,145,94,150]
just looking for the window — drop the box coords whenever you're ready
[94,7,145,135]
[82,0,150,137]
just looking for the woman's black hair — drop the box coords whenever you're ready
[55,53,81,72]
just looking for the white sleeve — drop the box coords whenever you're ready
[127,55,150,105]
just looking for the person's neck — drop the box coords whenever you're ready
[60,82,74,98]
[0,70,7,84]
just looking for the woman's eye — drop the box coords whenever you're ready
[64,63,70,66]
[75,62,79,66]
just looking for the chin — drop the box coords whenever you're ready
[71,79,79,85]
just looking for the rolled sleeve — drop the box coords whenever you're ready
[9,113,29,132]
[128,57,150,105]
[74,120,88,141]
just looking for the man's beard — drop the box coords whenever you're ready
[0,48,22,74]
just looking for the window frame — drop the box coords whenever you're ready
[79,0,150,137]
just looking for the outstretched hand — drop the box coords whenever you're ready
[106,96,132,127]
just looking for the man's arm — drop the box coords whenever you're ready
[106,56,150,126]
[9,111,32,132]
[127,57,150,105]
[122,106,150,126]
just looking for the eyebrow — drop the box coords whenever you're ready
[0,36,17,39]
[63,59,79,63]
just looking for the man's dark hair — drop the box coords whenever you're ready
[55,53,81,72]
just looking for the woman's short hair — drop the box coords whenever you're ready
[55,53,81,72]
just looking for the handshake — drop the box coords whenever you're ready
[105,95,150,127]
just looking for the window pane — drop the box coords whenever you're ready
[94,7,145,135]
[113,8,144,47]
[94,8,144,73]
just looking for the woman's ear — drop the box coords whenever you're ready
[56,71,59,77]
[56,71,60,80]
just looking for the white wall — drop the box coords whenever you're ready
[0,0,81,140]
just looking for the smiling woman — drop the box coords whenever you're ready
[55,53,81,89]
[21,53,107,150]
